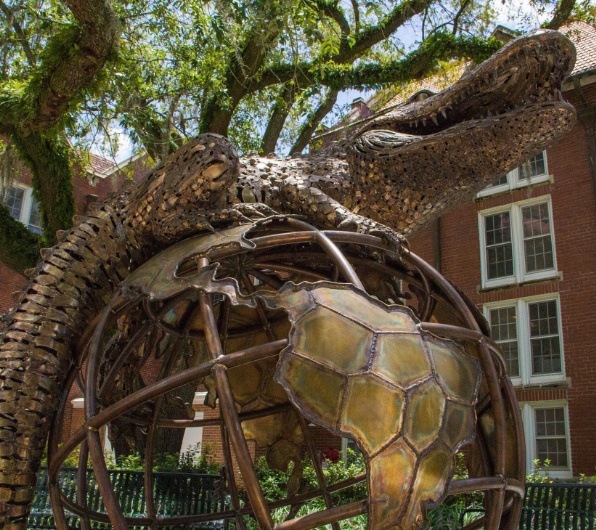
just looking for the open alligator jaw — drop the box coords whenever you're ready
[359,29,577,136]
[342,29,577,235]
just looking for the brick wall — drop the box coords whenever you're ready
[195,401,259,487]
[0,263,26,315]
[408,81,596,476]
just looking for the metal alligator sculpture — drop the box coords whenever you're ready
[0,29,576,528]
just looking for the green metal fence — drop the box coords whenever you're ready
[29,468,230,529]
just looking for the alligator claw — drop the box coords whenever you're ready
[235,202,279,219]
[337,218,359,232]
[369,227,405,257]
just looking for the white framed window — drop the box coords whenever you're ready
[479,196,557,289]
[180,411,204,454]
[521,401,572,478]
[3,184,42,234]
[484,295,564,386]
[477,151,550,197]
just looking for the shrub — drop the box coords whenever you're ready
[526,458,554,484]
[102,443,221,474]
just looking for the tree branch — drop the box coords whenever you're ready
[159,93,182,161]
[250,33,502,92]
[260,84,297,154]
[0,0,120,133]
[306,0,351,36]
[290,89,338,155]
[452,0,472,34]
[544,0,576,29]
[351,0,360,33]
[334,0,435,62]
[0,0,36,67]
[200,4,283,135]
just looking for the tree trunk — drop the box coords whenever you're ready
[260,85,296,155]
[13,132,74,246]
[290,90,338,155]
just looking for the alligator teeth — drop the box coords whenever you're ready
[441,109,447,120]
[422,119,427,127]
[431,115,439,126]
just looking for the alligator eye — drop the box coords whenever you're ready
[203,161,227,181]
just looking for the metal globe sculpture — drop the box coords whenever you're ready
[46,217,525,530]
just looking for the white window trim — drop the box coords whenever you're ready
[71,394,208,456]
[484,294,565,386]
[477,151,551,198]
[71,397,85,409]
[3,183,41,232]
[479,196,558,289]
[520,400,572,479]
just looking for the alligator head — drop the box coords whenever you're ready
[345,29,576,234]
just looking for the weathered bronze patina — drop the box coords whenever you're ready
[0,29,576,529]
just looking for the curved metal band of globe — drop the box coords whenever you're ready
[45,221,525,530]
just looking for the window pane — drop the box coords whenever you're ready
[519,152,546,180]
[27,197,43,234]
[489,307,519,377]
[530,301,562,375]
[530,301,559,336]
[522,203,550,238]
[522,203,554,273]
[485,213,514,279]
[486,213,511,245]
[536,439,568,467]
[535,407,568,467]
[488,175,508,187]
[4,187,24,220]
[532,337,561,373]
[525,237,554,272]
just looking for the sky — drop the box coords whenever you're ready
[92,0,558,163]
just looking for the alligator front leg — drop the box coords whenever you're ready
[152,205,280,246]
[279,183,405,254]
